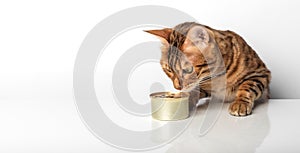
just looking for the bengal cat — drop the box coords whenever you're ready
[145,22,271,116]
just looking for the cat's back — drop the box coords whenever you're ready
[206,26,271,88]
[208,27,249,53]
[208,26,267,69]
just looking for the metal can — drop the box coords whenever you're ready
[150,92,189,121]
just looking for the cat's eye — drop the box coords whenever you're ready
[183,66,193,74]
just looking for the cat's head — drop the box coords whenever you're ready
[145,22,218,90]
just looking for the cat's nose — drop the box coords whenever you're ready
[173,78,182,90]
[174,85,182,90]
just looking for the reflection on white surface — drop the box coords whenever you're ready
[1,99,300,152]
[165,101,270,153]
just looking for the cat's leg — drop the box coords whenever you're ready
[199,88,211,99]
[188,88,210,110]
[228,79,266,116]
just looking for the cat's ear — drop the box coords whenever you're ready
[144,28,172,43]
[186,26,210,50]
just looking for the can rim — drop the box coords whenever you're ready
[149,91,190,98]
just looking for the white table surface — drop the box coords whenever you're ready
[1,99,299,153]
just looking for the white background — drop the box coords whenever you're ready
[1,0,300,152]
[1,0,299,100]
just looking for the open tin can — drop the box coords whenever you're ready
[150,92,190,121]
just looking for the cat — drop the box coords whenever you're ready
[145,22,271,116]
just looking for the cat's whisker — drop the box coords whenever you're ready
[182,72,223,92]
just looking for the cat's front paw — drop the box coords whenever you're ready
[228,100,253,116]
